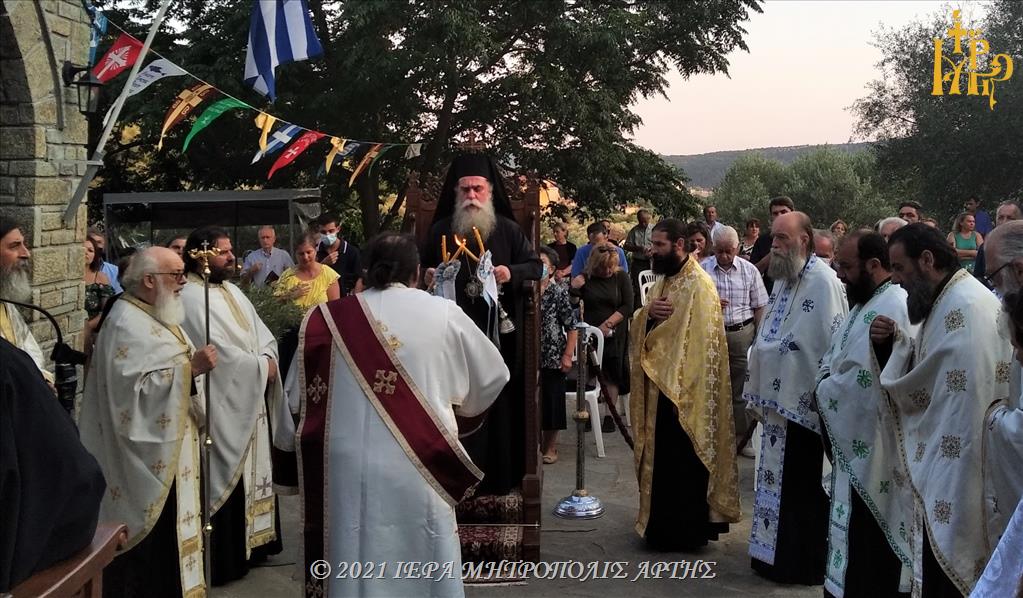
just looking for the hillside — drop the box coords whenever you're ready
[662,142,872,189]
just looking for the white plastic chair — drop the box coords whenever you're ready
[638,269,657,287]
[640,280,656,306]
[565,325,606,457]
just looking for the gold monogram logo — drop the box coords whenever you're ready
[932,10,1014,110]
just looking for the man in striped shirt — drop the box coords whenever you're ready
[701,225,768,455]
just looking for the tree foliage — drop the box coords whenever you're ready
[711,148,895,230]
[92,0,762,239]
[852,0,1023,226]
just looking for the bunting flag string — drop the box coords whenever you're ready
[268,130,325,179]
[128,58,187,98]
[183,98,250,153]
[404,143,423,159]
[324,137,346,173]
[157,83,217,150]
[93,32,144,83]
[348,143,383,187]
[252,122,300,163]
[94,15,428,181]
[256,113,278,152]
[367,144,398,177]
[85,3,108,66]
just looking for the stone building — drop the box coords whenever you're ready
[1,0,93,364]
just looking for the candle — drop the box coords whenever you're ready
[442,235,448,262]
[473,226,485,254]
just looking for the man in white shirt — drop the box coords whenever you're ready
[704,205,725,240]
[701,225,768,454]
[241,225,294,286]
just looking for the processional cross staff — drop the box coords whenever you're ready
[188,240,220,585]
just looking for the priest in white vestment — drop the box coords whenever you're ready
[180,227,282,585]
[871,224,1013,596]
[744,212,847,585]
[0,222,53,383]
[80,247,217,598]
[276,232,509,598]
[978,222,1023,541]
[816,231,914,598]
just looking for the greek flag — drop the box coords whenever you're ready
[251,123,300,164]
[243,0,323,102]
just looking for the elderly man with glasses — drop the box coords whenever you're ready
[80,246,218,597]
[974,200,1022,287]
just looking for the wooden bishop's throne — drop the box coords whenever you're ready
[407,156,543,564]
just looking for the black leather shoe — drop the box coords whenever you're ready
[601,415,615,433]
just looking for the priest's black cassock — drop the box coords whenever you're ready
[820,427,909,598]
[0,338,105,592]
[421,154,542,495]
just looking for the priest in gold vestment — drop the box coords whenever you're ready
[631,218,741,550]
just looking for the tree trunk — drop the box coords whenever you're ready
[357,169,380,239]
[418,67,461,181]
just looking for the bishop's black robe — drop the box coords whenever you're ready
[422,215,542,495]
[0,338,106,592]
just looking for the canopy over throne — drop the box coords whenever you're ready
[406,157,543,563]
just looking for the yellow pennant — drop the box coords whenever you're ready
[157,83,215,150]
[255,113,277,151]
[348,143,382,187]
[325,137,346,173]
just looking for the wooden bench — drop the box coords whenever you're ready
[9,522,127,598]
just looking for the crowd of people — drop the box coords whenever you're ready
[1,175,1021,598]
[539,194,1023,597]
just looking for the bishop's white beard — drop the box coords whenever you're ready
[154,282,185,326]
[452,199,496,241]
[0,262,32,303]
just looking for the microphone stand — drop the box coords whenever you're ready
[0,298,87,414]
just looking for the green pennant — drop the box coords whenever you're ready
[367,143,397,176]
[182,98,250,152]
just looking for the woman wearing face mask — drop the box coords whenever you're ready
[274,234,341,309]
[537,247,578,463]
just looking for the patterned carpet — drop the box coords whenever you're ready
[458,489,525,563]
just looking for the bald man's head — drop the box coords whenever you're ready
[769,212,814,282]
[985,221,1023,296]
[772,212,813,251]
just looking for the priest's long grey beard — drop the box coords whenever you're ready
[767,246,805,284]
[453,199,496,241]
[0,263,32,303]
[155,283,185,326]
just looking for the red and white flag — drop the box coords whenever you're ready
[92,33,144,83]
[267,130,325,179]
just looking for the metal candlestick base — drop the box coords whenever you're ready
[554,492,605,519]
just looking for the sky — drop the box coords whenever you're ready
[631,0,966,156]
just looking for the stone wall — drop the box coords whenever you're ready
[1,0,92,362]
